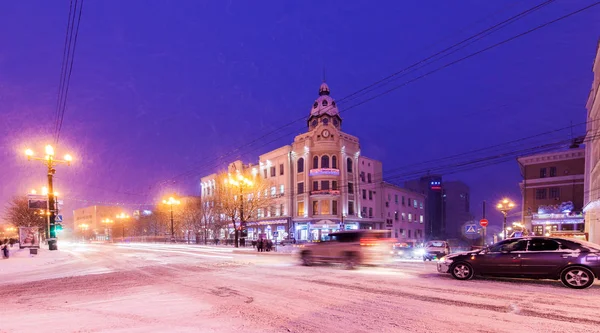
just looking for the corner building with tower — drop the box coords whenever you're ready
[201,83,425,243]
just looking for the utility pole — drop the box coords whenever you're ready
[25,145,72,251]
[482,201,486,247]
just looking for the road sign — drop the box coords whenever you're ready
[55,214,63,222]
[465,225,478,234]
[272,231,279,237]
[480,219,489,227]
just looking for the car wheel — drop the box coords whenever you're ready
[422,256,427,262]
[344,252,358,270]
[301,251,313,266]
[450,262,474,280]
[560,266,595,289]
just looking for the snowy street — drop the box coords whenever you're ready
[2,243,600,333]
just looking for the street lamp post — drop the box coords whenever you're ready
[102,218,114,242]
[115,213,130,242]
[78,223,89,242]
[496,198,515,240]
[223,173,253,248]
[25,145,72,251]
[162,197,180,242]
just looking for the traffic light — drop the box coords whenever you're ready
[55,223,63,232]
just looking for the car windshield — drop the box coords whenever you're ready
[426,241,446,247]
[559,238,600,252]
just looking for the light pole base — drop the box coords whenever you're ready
[48,239,58,251]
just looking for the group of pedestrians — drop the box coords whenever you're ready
[252,238,273,252]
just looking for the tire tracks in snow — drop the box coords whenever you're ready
[298,278,600,327]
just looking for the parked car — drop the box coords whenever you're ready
[437,237,600,289]
[422,240,450,261]
[298,230,394,269]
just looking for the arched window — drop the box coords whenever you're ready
[313,156,319,169]
[321,155,329,168]
[347,158,353,172]
[297,158,304,173]
[332,155,337,169]
[322,100,328,107]
[313,102,318,109]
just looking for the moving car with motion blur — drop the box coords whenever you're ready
[437,237,600,289]
[298,230,393,269]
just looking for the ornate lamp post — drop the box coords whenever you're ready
[25,145,72,250]
[497,198,515,240]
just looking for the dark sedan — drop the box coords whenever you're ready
[437,237,600,289]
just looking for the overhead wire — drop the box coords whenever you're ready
[148,0,562,189]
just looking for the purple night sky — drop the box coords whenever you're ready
[1,1,598,228]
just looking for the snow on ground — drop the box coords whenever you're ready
[1,242,600,333]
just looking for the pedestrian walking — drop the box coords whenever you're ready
[1,239,9,259]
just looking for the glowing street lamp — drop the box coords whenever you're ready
[102,218,114,242]
[162,197,180,242]
[222,173,255,247]
[24,144,73,251]
[115,213,130,241]
[497,198,515,240]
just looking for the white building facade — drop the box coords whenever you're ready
[201,83,425,242]
[584,42,600,244]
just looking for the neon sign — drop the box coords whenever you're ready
[309,168,340,176]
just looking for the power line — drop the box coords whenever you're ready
[147,1,562,188]
[54,0,84,144]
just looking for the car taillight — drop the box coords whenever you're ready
[360,237,380,246]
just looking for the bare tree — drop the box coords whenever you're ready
[199,197,215,245]
[5,196,47,230]
[213,170,275,247]
[180,196,203,244]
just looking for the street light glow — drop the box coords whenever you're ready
[45,145,55,156]
[25,149,34,157]
[64,154,73,162]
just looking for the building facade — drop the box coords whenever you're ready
[200,82,424,242]
[405,175,445,240]
[518,147,585,238]
[381,183,426,245]
[584,41,600,244]
[72,205,127,241]
[443,181,473,239]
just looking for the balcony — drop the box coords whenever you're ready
[309,168,340,177]
[310,189,341,196]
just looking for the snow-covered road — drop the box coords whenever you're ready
[1,242,600,333]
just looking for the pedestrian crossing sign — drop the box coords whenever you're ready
[465,225,477,234]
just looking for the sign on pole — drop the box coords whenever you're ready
[27,194,48,210]
[464,224,478,235]
[480,219,489,227]
[55,214,63,222]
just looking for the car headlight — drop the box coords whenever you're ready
[414,249,425,256]
[439,256,453,264]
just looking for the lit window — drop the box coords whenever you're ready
[321,201,330,215]
[280,185,284,194]
[271,187,276,197]
[298,202,305,216]
[420,215,423,223]
[408,213,412,221]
